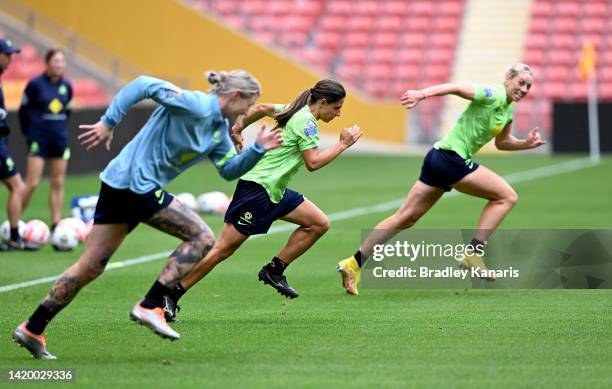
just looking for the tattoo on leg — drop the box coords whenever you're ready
[161,235,214,287]
[42,275,82,314]
[147,200,212,241]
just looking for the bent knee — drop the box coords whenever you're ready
[502,189,518,207]
[313,216,330,235]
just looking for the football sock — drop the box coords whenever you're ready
[141,280,171,309]
[354,250,364,267]
[470,238,486,255]
[266,257,288,276]
[170,283,186,303]
[10,227,19,241]
[26,305,57,335]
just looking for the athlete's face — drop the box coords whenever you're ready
[505,72,533,102]
[0,53,13,73]
[317,98,344,123]
[46,52,66,79]
[227,91,258,117]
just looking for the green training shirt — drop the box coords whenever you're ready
[241,104,320,203]
[434,84,515,160]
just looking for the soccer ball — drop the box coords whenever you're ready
[0,220,26,242]
[176,192,198,211]
[23,220,50,250]
[57,217,88,242]
[51,225,80,251]
[197,191,231,214]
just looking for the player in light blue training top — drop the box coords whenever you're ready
[13,70,283,359]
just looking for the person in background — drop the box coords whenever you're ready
[19,49,73,235]
[0,38,25,250]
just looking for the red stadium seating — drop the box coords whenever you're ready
[521,0,612,135]
[193,0,466,135]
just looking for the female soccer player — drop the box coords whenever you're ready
[19,49,73,234]
[0,38,26,250]
[13,70,283,359]
[163,79,361,320]
[338,63,545,295]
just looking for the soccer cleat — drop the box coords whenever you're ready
[162,295,181,323]
[258,266,299,299]
[12,322,57,360]
[460,254,496,282]
[0,238,25,251]
[129,303,180,341]
[337,256,361,295]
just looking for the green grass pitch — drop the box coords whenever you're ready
[1,154,611,388]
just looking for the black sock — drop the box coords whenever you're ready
[170,283,187,303]
[10,227,20,241]
[354,250,364,267]
[26,305,57,335]
[51,223,58,233]
[266,257,288,276]
[141,280,171,309]
[470,238,486,255]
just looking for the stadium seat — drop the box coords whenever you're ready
[327,1,352,15]
[319,15,347,32]
[556,2,581,18]
[348,17,375,33]
[381,1,409,15]
[371,49,396,65]
[372,33,400,49]
[345,32,370,48]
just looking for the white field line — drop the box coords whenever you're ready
[0,158,597,294]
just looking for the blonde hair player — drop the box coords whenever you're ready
[338,63,545,295]
[13,70,283,359]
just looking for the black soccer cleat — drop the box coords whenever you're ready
[0,238,25,251]
[258,266,299,299]
[162,295,181,323]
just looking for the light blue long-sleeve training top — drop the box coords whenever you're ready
[99,76,266,194]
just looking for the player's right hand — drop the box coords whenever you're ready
[340,125,362,148]
[400,90,423,109]
[78,121,113,151]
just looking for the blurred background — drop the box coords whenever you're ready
[0,0,610,173]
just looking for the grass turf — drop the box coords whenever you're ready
[0,154,611,388]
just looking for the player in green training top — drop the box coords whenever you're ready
[162,79,361,319]
[338,63,545,295]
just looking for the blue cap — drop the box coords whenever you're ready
[0,39,21,54]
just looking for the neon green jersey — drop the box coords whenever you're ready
[241,104,319,203]
[434,84,515,160]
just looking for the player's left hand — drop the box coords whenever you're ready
[78,121,113,151]
[231,130,244,152]
[526,127,546,149]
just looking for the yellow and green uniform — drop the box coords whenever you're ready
[435,84,515,160]
[242,104,320,203]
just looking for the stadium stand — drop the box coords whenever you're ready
[191,0,465,138]
[517,0,612,136]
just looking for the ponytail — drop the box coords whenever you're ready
[274,79,345,129]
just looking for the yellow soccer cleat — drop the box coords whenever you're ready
[337,256,361,295]
[460,254,496,282]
